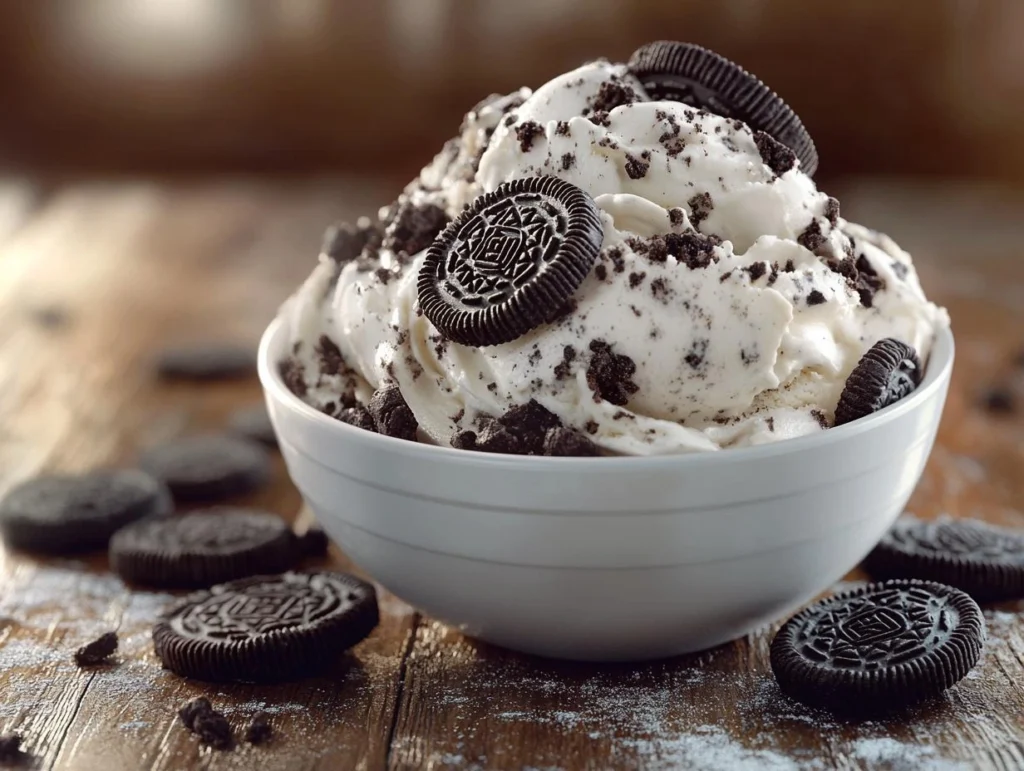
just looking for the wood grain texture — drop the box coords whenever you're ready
[0,179,1022,771]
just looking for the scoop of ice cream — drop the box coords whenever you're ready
[279,57,948,455]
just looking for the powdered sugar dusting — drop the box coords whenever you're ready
[849,737,971,770]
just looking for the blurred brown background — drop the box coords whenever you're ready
[2,0,1024,184]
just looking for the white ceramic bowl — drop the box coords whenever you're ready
[259,320,954,661]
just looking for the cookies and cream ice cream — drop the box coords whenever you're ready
[279,44,948,456]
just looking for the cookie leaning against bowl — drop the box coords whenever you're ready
[110,509,299,589]
[418,176,603,348]
[770,579,984,713]
[627,41,818,176]
[153,571,379,682]
[0,470,172,554]
[834,338,923,426]
[864,515,1024,602]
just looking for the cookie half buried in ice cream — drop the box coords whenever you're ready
[277,42,948,456]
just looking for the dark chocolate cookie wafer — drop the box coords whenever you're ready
[139,434,271,501]
[111,509,298,588]
[155,343,256,381]
[864,516,1024,602]
[228,404,278,448]
[834,338,922,426]
[418,176,603,347]
[770,579,984,713]
[153,571,379,682]
[0,470,172,554]
[628,41,818,176]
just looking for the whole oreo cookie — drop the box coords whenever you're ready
[228,404,278,448]
[139,434,272,501]
[628,41,818,176]
[155,343,256,381]
[0,470,172,554]
[110,509,298,588]
[418,176,603,347]
[770,579,984,713]
[153,571,379,682]
[834,339,922,426]
[864,516,1024,602]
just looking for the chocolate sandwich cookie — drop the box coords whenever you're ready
[155,343,256,381]
[111,509,298,588]
[864,516,1024,602]
[153,571,379,682]
[770,579,984,713]
[628,41,818,176]
[0,469,172,554]
[139,434,271,501]
[834,338,922,426]
[418,176,603,347]
[228,404,278,448]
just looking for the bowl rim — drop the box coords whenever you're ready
[259,318,954,470]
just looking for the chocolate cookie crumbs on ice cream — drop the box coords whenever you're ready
[276,41,947,456]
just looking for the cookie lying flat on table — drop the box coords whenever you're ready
[0,470,172,554]
[153,571,379,682]
[227,404,278,448]
[111,509,298,589]
[139,434,271,502]
[864,515,1024,602]
[770,579,984,713]
[155,343,256,382]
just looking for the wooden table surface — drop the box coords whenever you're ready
[0,178,1022,771]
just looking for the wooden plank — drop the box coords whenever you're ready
[0,179,416,771]
[386,262,1024,771]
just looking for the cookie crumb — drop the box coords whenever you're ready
[368,386,418,441]
[515,121,544,152]
[381,200,450,259]
[246,713,273,745]
[746,262,767,282]
[624,152,650,179]
[586,340,639,406]
[807,290,826,306]
[753,131,797,176]
[798,219,827,254]
[339,406,376,432]
[824,197,840,225]
[75,631,118,666]
[554,345,577,381]
[687,192,714,229]
[0,734,24,764]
